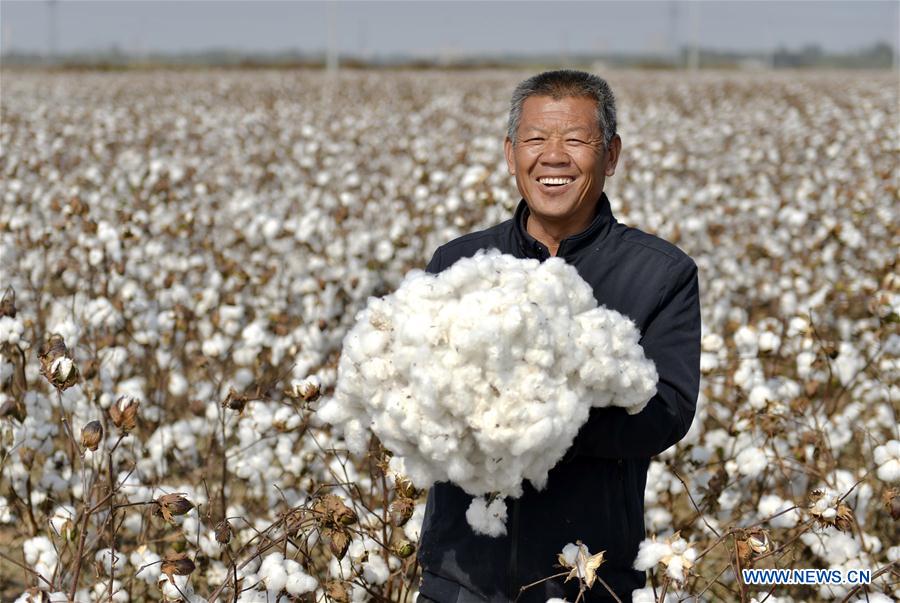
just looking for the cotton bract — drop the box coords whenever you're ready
[320,250,657,536]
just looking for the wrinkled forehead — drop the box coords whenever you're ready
[518,95,601,134]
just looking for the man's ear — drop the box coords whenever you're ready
[504,136,516,176]
[605,134,622,177]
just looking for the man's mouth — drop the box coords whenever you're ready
[538,176,575,188]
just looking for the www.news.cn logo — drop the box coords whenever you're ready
[742,568,872,586]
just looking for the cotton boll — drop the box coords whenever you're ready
[259,552,288,594]
[733,358,763,391]
[0,496,15,524]
[202,333,229,358]
[465,497,507,537]
[664,536,696,582]
[285,571,318,595]
[733,326,758,356]
[874,440,900,482]
[0,316,25,345]
[49,505,76,538]
[235,590,268,603]
[747,385,772,410]
[23,536,58,579]
[403,503,426,541]
[633,540,671,571]
[758,494,800,528]
[92,579,128,602]
[701,333,724,352]
[374,240,394,263]
[159,574,194,600]
[95,548,126,575]
[665,555,685,581]
[758,331,781,353]
[362,554,390,585]
[645,507,673,532]
[168,372,189,397]
[700,352,720,372]
[735,446,767,478]
[130,546,161,584]
[833,342,863,386]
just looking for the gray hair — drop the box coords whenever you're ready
[507,70,617,148]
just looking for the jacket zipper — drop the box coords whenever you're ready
[508,497,520,599]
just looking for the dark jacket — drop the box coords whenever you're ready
[417,194,701,603]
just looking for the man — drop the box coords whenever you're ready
[417,70,701,603]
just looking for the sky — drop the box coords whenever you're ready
[1,1,897,58]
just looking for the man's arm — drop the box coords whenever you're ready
[568,259,701,459]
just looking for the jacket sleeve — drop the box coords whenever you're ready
[425,246,444,275]
[568,259,701,459]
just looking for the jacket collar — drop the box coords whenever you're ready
[513,192,615,260]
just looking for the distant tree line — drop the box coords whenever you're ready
[1,42,895,70]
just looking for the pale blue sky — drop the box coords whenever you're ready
[1,1,897,57]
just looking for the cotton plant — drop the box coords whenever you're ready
[320,250,658,535]
[558,541,606,589]
[633,532,697,583]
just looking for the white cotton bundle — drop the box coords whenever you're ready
[319,250,657,536]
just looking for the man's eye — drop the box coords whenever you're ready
[567,139,587,144]
[524,137,545,143]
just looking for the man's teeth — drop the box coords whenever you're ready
[539,177,573,186]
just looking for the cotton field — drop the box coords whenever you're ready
[0,68,898,602]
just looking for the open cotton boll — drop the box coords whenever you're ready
[874,440,900,482]
[735,446,768,478]
[23,536,58,579]
[159,573,194,600]
[362,553,391,585]
[322,250,658,536]
[95,548,126,575]
[259,552,289,593]
[633,539,671,571]
[286,573,318,596]
[403,503,427,541]
[130,546,161,584]
[465,497,508,537]
[757,494,800,528]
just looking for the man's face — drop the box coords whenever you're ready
[504,95,620,229]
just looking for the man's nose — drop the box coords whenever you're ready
[539,138,569,164]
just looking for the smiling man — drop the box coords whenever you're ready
[418,70,701,603]
[505,93,620,256]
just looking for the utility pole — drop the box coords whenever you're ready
[687,0,700,71]
[323,0,339,115]
[47,0,58,64]
[326,0,338,74]
[669,1,680,67]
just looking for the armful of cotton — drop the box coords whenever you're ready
[318,249,658,536]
